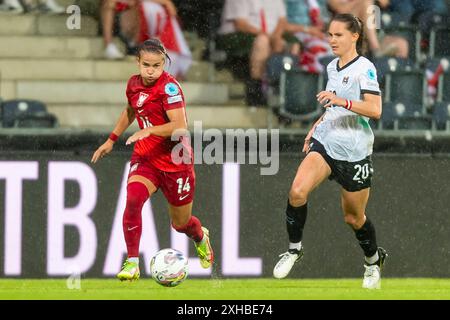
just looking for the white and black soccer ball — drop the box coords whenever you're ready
[150,248,188,287]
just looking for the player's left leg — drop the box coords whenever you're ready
[117,174,157,281]
[169,202,214,269]
[341,188,387,289]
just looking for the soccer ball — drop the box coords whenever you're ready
[150,248,188,287]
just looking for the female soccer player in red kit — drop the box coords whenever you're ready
[91,38,214,281]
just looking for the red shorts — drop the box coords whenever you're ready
[128,161,195,206]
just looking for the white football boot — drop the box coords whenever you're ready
[273,248,304,279]
[362,247,388,289]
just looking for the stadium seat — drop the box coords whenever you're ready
[278,69,323,121]
[381,102,431,130]
[373,56,415,87]
[384,70,427,105]
[318,55,336,85]
[14,112,58,128]
[432,102,450,131]
[1,99,58,128]
[438,72,450,103]
[266,53,299,86]
[382,25,420,63]
[429,27,450,59]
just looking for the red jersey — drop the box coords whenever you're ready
[126,71,193,172]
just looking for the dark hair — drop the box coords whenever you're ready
[330,13,367,55]
[137,38,172,64]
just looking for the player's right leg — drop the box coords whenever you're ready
[341,188,388,289]
[164,168,214,269]
[117,175,156,281]
[273,151,331,279]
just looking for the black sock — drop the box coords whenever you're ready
[286,200,308,243]
[354,217,378,258]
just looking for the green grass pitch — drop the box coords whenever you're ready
[0,278,449,300]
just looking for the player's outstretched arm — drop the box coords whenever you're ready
[91,105,135,163]
[316,91,382,119]
[126,107,187,145]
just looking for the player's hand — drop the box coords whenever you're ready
[91,141,114,163]
[126,128,151,145]
[316,91,346,108]
[302,130,314,153]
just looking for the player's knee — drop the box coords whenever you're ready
[126,182,149,211]
[289,186,308,206]
[343,214,361,228]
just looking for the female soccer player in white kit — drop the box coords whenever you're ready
[273,13,387,289]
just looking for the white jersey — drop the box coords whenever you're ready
[312,55,381,162]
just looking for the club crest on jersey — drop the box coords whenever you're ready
[137,92,149,108]
[342,76,349,85]
[165,83,179,96]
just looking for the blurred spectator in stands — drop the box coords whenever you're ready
[101,0,141,59]
[139,0,193,79]
[283,0,333,74]
[408,0,448,50]
[217,0,288,106]
[0,0,64,13]
[377,0,448,55]
[327,0,409,58]
[172,0,225,41]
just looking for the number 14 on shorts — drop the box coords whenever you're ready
[177,177,191,194]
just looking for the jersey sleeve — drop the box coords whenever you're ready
[162,81,185,111]
[126,76,135,106]
[359,64,381,96]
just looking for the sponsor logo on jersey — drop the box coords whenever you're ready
[137,92,149,108]
[168,95,183,104]
[342,76,349,85]
[367,69,376,80]
[165,82,179,96]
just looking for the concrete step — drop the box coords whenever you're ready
[0,35,125,59]
[229,82,246,99]
[0,12,98,37]
[47,103,269,129]
[187,105,268,128]
[0,58,136,81]
[184,32,207,62]
[0,58,224,82]
[6,80,229,105]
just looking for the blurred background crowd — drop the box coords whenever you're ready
[0,0,449,131]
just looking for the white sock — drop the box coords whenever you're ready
[128,257,139,264]
[365,251,379,265]
[289,242,302,251]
